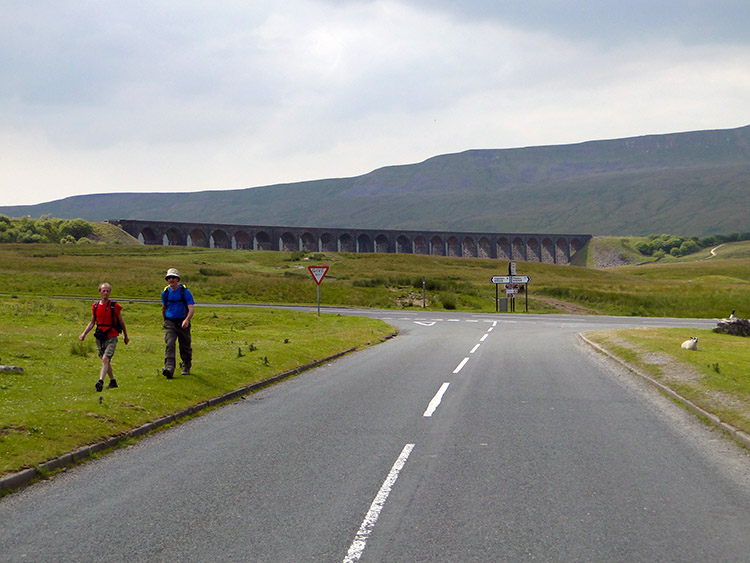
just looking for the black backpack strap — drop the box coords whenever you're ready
[163,284,189,314]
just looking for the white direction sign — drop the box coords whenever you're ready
[511,275,531,283]
[490,276,511,284]
[308,265,329,285]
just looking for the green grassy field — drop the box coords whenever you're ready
[0,240,749,318]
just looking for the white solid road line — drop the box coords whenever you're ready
[343,444,415,563]
[423,382,451,417]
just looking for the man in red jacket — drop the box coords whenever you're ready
[80,282,130,392]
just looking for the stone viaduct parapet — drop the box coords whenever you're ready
[110,219,591,265]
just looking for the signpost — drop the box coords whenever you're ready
[308,266,329,316]
[490,264,531,312]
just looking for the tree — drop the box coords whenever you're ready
[635,241,653,255]
[60,219,93,240]
[679,240,699,256]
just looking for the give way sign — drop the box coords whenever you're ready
[308,265,329,285]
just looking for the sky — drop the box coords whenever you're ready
[2,0,749,206]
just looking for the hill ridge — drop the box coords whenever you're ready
[2,124,749,236]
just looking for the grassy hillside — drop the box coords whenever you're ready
[89,221,140,244]
[575,236,750,268]
[2,125,749,237]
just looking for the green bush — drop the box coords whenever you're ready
[60,218,94,240]
[440,292,457,310]
[638,232,750,257]
[0,216,94,244]
[199,267,231,277]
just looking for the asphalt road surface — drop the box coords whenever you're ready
[2,311,750,562]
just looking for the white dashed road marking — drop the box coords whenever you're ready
[453,357,470,374]
[344,444,415,562]
[423,382,451,417]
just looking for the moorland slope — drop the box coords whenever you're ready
[2,125,749,236]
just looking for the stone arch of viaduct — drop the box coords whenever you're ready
[110,219,591,265]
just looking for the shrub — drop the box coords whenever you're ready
[440,292,457,310]
[199,267,231,277]
[60,218,94,240]
[679,240,699,255]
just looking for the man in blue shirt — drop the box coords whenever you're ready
[161,268,195,378]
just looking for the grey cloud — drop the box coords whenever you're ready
[321,0,750,45]
[1,0,749,206]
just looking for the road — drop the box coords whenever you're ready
[2,311,750,562]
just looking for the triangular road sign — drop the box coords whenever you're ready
[308,265,329,285]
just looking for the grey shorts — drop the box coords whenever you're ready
[96,336,118,359]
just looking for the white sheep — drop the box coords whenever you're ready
[681,336,698,350]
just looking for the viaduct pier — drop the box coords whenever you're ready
[111,219,591,265]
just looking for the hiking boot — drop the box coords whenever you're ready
[108,379,118,389]
[181,365,191,375]
[163,368,174,379]
[95,379,104,392]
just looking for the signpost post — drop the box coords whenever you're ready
[308,266,329,316]
[490,276,510,312]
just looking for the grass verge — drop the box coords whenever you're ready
[0,296,395,477]
[584,327,750,440]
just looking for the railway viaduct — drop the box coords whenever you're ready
[110,219,591,264]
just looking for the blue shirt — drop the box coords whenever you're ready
[162,284,195,320]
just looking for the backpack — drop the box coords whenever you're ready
[94,300,122,334]
[162,283,188,310]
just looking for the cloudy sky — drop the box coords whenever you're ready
[2,1,749,206]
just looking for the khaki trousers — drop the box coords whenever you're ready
[164,319,192,372]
